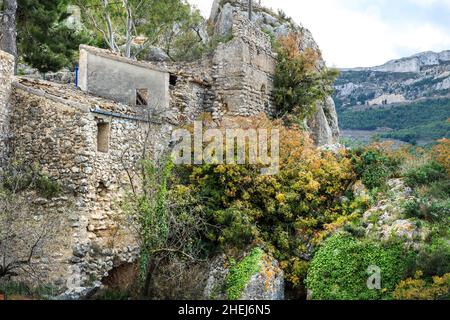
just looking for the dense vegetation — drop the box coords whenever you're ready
[306,234,414,300]
[305,140,450,300]
[12,0,230,73]
[17,0,91,73]
[118,114,448,300]
[338,98,450,144]
[274,33,339,123]
[380,120,450,144]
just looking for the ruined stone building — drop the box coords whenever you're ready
[0,2,340,297]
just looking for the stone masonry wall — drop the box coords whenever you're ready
[0,50,14,167]
[79,45,170,111]
[211,14,276,120]
[165,58,215,124]
[8,79,172,296]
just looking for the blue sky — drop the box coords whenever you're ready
[187,0,450,68]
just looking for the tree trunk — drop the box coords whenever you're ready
[248,0,253,21]
[0,0,17,71]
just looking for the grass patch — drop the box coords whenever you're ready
[226,248,264,300]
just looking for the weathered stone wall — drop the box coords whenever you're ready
[211,15,275,119]
[8,79,172,296]
[78,45,170,111]
[165,58,215,124]
[144,14,276,124]
[209,0,340,145]
[0,50,14,166]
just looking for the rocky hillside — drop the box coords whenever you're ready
[334,50,450,110]
[334,50,450,145]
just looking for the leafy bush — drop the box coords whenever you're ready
[403,197,450,222]
[1,163,61,198]
[35,175,61,198]
[393,272,450,300]
[171,117,361,293]
[274,33,338,122]
[305,234,414,300]
[122,158,208,297]
[415,238,450,277]
[432,138,450,175]
[351,145,401,190]
[417,180,450,200]
[404,161,447,188]
[226,248,264,300]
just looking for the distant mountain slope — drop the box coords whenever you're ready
[334,50,450,145]
[339,99,450,144]
[334,50,450,111]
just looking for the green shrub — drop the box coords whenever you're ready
[424,180,450,199]
[403,197,450,222]
[405,161,447,188]
[226,248,264,300]
[274,33,338,122]
[343,222,366,238]
[93,289,131,300]
[352,148,401,190]
[415,238,450,277]
[35,175,61,198]
[305,234,414,300]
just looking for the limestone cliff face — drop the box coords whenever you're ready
[344,50,450,74]
[209,0,340,145]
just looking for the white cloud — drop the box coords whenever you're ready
[188,0,450,68]
[408,0,450,7]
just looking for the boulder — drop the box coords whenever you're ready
[142,46,170,62]
[203,250,285,300]
[361,179,428,249]
[212,2,235,37]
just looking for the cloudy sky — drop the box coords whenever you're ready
[187,0,450,68]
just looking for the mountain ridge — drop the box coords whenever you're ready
[340,50,450,73]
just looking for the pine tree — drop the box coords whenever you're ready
[17,0,86,74]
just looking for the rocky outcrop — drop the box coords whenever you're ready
[203,250,285,300]
[347,50,450,74]
[209,0,340,145]
[361,179,429,250]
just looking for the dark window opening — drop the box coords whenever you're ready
[136,89,149,106]
[97,122,110,153]
[97,181,108,196]
[261,84,267,98]
[169,74,178,88]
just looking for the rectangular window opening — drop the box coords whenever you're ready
[136,89,149,106]
[97,122,110,153]
[169,74,178,88]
